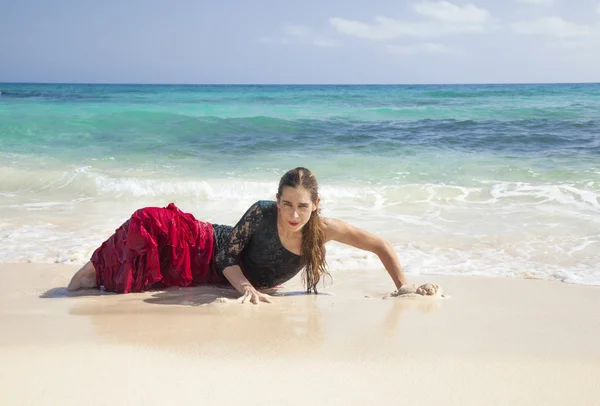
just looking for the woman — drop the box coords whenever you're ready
[68,167,408,304]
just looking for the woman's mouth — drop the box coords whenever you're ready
[288,221,300,227]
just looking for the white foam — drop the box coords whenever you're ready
[1,165,599,286]
[1,219,599,286]
[488,182,600,211]
[320,239,600,287]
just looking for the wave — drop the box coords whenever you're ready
[1,166,598,212]
[2,221,599,287]
[2,164,599,286]
[2,113,599,158]
[0,89,111,101]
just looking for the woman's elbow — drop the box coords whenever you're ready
[373,237,394,257]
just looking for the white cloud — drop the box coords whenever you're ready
[516,0,555,5]
[386,42,455,55]
[329,17,417,40]
[329,1,491,40]
[258,36,292,44]
[258,25,339,48]
[512,17,596,39]
[329,15,489,40]
[312,38,339,48]
[545,39,589,49]
[283,24,311,38]
[412,1,490,23]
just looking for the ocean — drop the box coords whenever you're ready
[1,83,599,286]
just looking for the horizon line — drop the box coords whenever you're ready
[1,81,599,86]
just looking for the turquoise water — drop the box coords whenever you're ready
[1,83,599,285]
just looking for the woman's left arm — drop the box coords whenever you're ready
[323,217,407,289]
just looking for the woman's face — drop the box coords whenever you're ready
[276,186,319,232]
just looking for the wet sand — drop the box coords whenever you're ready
[1,263,599,405]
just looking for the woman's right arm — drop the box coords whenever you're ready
[223,265,272,304]
[215,202,272,304]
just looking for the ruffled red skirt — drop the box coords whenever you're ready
[91,203,221,293]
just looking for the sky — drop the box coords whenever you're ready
[1,0,600,84]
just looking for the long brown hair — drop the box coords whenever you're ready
[278,167,328,293]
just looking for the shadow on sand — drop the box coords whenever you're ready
[39,286,109,299]
[39,284,316,307]
[143,285,319,306]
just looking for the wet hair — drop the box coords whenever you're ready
[277,167,329,293]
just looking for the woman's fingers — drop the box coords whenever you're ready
[237,288,273,305]
[238,291,251,304]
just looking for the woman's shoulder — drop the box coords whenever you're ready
[321,216,337,229]
[242,200,277,222]
[242,200,276,212]
[321,217,352,243]
[255,200,276,209]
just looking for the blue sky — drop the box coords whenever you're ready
[2,0,600,84]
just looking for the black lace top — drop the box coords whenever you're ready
[212,200,304,288]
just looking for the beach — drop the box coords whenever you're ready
[1,83,600,404]
[2,84,599,285]
[1,263,599,406]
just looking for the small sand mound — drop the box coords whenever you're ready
[384,283,445,299]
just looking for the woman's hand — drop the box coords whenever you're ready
[238,286,273,305]
[223,265,272,305]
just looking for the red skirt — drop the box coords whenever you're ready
[91,203,221,293]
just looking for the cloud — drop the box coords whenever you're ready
[512,17,596,39]
[412,1,490,23]
[258,24,339,48]
[545,39,589,50]
[329,1,491,40]
[329,17,421,40]
[312,38,339,48]
[282,24,311,38]
[596,3,600,16]
[258,36,287,44]
[329,16,489,40]
[516,0,555,5]
[386,42,455,55]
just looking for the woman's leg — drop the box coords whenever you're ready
[67,261,97,291]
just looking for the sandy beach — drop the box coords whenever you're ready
[0,263,598,406]
[3,1,600,403]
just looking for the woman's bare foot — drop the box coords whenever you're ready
[67,262,97,291]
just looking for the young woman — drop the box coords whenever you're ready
[68,167,408,304]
